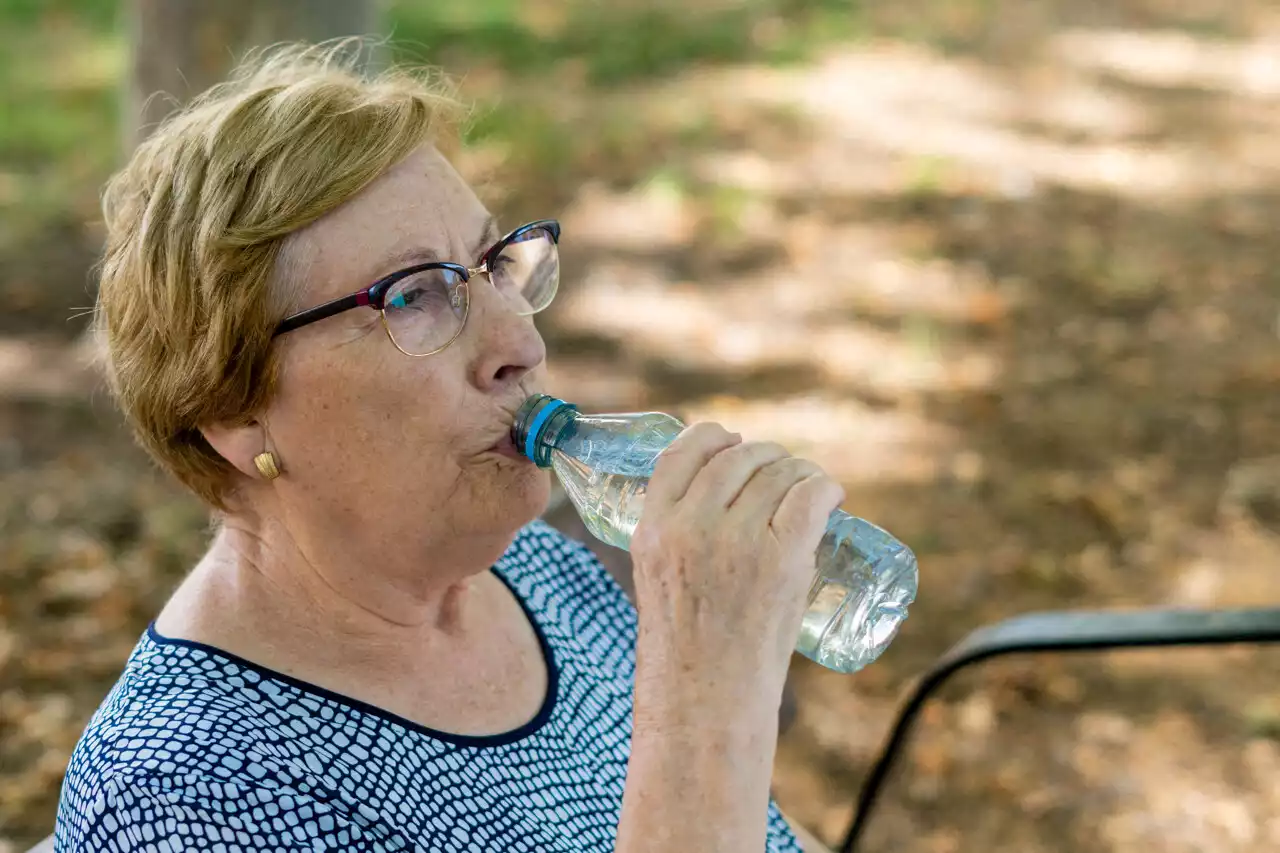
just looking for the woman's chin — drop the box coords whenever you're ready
[501,464,553,523]
[449,458,551,534]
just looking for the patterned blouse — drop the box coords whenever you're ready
[56,520,803,851]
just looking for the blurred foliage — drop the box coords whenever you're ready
[389,0,863,85]
[0,1,117,259]
[0,0,866,265]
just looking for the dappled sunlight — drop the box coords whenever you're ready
[560,179,697,251]
[779,220,1013,327]
[679,393,962,486]
[1053,28,1280,98]
[555,260,1001,397]
[692,43,1274,198]
[1089,714,1280,850]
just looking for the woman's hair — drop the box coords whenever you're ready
[96,40,465,509]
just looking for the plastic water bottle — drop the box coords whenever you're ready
[512,394,918,674]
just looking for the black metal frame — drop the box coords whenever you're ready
[273,219,561,340]
[838,607,1280,853]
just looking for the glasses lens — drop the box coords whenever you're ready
[383,267,467,355]
[489,227,559,315]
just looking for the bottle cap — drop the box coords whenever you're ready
[511,394,578,467]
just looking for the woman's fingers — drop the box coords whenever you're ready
[770,471,846,554]
[631,424,845,696]
[644,422,742,510]
[726,457,822,530]
[679,440,791,510]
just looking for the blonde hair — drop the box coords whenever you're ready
[96,40,466,509]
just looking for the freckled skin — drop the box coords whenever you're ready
[259,145,552,596]
[159,144,556,736]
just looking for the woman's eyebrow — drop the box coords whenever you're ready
[376,246,442,275]
[368,217,499,282]
[472,215,500,261]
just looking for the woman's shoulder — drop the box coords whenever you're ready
[76,629,211,720]
[57,642,210,817]
[62,631,309,795]
[57,639,367,850]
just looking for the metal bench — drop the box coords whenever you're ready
[835,606,1280,852]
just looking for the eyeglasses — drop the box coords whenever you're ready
[273,219,561,357]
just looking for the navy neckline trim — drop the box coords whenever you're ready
[145,567,560,749]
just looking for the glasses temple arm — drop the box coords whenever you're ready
[274,292,367,336]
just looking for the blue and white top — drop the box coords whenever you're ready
[56,520,803,851]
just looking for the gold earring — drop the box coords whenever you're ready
[253,451,281,480]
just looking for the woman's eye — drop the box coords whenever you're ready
[489,254,521,288]
[389,281,446,311]
[389,288,422,308]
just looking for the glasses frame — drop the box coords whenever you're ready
[273,219,561,357]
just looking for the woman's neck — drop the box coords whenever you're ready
[153,520,550,738]
[156,515,508,677]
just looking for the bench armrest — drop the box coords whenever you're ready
[838,607,1280,853]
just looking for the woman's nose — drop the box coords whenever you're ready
[467,273,547,391]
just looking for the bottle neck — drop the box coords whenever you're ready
[512,394,579,468]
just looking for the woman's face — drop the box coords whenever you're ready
[261,145,551,564]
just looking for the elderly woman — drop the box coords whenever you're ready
[55,45,844,853]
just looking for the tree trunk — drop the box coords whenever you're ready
[125,0,382,149]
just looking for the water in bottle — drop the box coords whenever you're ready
[511,394,918,674]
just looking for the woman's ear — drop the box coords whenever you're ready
[200,420,271,480]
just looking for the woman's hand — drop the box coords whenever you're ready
[616,422,845,853]
[630,422,845,713]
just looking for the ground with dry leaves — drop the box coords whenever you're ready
[3,2,1280,851]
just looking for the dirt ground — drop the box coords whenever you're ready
[3,2,1280,851]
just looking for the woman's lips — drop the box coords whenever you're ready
[489,432,526,461]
